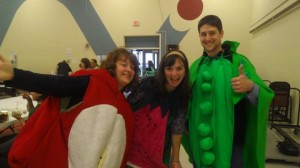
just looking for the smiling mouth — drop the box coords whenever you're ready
[170,78,180,82]
[123,74,132,80]
[205,42,214,46]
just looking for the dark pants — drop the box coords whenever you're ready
[230,144,243,168]
[0,136,16,168]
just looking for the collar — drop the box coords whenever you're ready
[202,44,232,64]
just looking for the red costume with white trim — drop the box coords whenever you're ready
[8,69,134,168]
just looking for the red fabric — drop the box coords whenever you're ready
[8,69,134,168]
[71,68,87,76]
[128,105,168,168]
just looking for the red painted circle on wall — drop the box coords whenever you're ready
[177,0,203,20]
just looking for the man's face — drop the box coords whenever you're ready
[199,24,224,57]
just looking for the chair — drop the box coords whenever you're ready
[263,79,271,86]
[269,81,300,155]
[269,81,292,125]
[267,82,300,162]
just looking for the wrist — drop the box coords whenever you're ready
[249,81,254,92]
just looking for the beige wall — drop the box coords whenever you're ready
[250,6,300,88]
[4,0,299,105]
[250,3,300,123]
[0,0,94,73]
[3,0,299,89]
[0,0,252,74]
[181,0,252,63]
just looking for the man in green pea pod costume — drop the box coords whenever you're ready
[182,15,274,168]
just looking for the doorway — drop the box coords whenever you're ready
[124,35,160,77]
[130,49,159,77]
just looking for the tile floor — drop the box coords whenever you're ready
[180,162,300,168]
[180,127,300,168]
[1,124,299,167]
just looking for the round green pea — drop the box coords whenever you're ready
[200,137,214,150]
[197,123,211,136]
[202,71,212,81]
[200,102,212,115]
[201,83,212,93]
[201,151,215,165]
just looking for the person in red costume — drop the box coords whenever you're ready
[0,48,140,168]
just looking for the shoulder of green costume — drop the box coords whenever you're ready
[222,40,240,53]
[233,52,249,60]
[230,50,257,80]
[190,57,202,69]
[233,52,254,67]
[222,40,252,63]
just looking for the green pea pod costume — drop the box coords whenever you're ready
[182,41,274,168]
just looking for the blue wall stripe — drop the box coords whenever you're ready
[158,16,189,55]
[59,0,116,55]
[0,1,189,57]
[0,0,24,46]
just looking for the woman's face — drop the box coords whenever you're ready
[164,58,185,92]
[91,62,96,68]
[115,57,135,90]
[80,62,85,69]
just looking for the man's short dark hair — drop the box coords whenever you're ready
[198,15,223,33]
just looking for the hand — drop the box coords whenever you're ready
[0,55,14,81]
[170,161,182,168]
[231,64,254,93]
[20,91,32,101]
[11,110,22,120]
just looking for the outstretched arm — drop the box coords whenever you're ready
[0,55,90,97]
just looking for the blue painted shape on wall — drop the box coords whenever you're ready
[0,1,190,57]
[0,0,24,46]
[157,30,167,57]
[59,0,116,55]
[158,15,189,55]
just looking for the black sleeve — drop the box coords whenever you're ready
[4,68,90,97]
[68,65,72,73]
[127,77,156,111]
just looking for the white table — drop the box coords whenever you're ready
[0,96,35,132]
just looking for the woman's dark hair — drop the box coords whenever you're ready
[155,50,191,106]
[148,60,155,68]
[80,58,92,69]
[198,15,223,33]
[100,48,140,91]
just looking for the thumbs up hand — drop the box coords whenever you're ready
[0,55,14,81]
[231,64,254,93]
